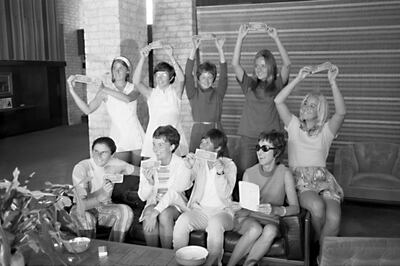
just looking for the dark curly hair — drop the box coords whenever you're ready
[153,125,180,153]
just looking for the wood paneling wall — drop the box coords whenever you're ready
[0,0,63,61]
[196,0,400,170]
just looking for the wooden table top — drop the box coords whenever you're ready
[26,239,179,266]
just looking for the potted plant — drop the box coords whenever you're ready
[0,168,80,266]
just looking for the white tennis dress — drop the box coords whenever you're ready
[141,85,188,158]
[105,82,145,152]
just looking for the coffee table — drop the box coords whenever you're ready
[26,239,179,266]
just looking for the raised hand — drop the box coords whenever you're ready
[328,64,339,83]
[266,26,278,40]
[215,37,225,49]
[163,44,174,57]
[238,24,249,40]
[140,46,151,58]
[192,37,201,50]
[67,75,77,91]
[298,66,313,80]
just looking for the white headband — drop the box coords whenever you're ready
[113,56,131,71]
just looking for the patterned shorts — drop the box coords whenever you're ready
[291,167,344,203]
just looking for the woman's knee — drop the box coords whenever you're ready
[300,194,325,218]
[261,224,279,239]
[241,219,263,238]
[158,207,178,227]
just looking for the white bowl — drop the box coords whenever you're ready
[62,237,91,253]
[175,246,208,266]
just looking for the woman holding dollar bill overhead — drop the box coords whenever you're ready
[67,56,145,166]
[133,43,188,159]
[185,34,227,153]
[232,23,291,179]
[274,62,345,256]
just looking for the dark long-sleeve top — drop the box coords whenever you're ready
[185,58,227,123]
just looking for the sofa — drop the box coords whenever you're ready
[334,142,400,204]
[112,175,311,266]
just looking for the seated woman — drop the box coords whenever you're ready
[71,137,137,242]
[227,130,299,266]
[173,129,237,266]
[274,64,345,255]
[138,125,192,248]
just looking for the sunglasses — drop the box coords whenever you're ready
[255,145,276,152]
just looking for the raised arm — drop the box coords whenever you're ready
[67,75,104,115]
[327,65,346,135]
[232,24,249,82]
[215,37,228,97]
[164,45,184,98]
[132,46,152,99]
[267,27,291,84]
[185,38,201,99]
[100,83,140,103]
[274,66,312,126]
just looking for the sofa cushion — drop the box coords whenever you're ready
[354,143,399,175]
[351,173,400,189]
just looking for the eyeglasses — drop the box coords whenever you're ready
[255,145,276,152]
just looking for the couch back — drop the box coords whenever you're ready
[353,142,400,177]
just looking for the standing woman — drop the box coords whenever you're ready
[185,37,227,152]
[274,64,345,252]
[232,24,291,177]
[67,56,145,165]
[133,45,188,159]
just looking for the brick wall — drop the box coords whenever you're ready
[55,0,85,125]
[81,0,147,149]
[152,0,196,144]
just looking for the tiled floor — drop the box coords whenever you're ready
[1,123,400,240]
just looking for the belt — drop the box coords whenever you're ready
[194,121,216,125]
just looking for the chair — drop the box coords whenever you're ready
[334,142,400,203]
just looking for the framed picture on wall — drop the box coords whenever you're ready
[0,97,12,109]
[0,72,13,97]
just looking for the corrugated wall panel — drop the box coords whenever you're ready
[197,0,400,171]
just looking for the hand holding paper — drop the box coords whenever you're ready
[104,174,123,184]
[195,149,217,162]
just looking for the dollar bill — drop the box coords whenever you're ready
[247,22,269,32]
[141,159,161,170]
[104,174,124,183]
[195,149,217,162]
[148,40,164,50]
[74,74,101,85]
[311,62,332,74]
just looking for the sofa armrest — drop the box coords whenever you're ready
[280,208,310,263]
